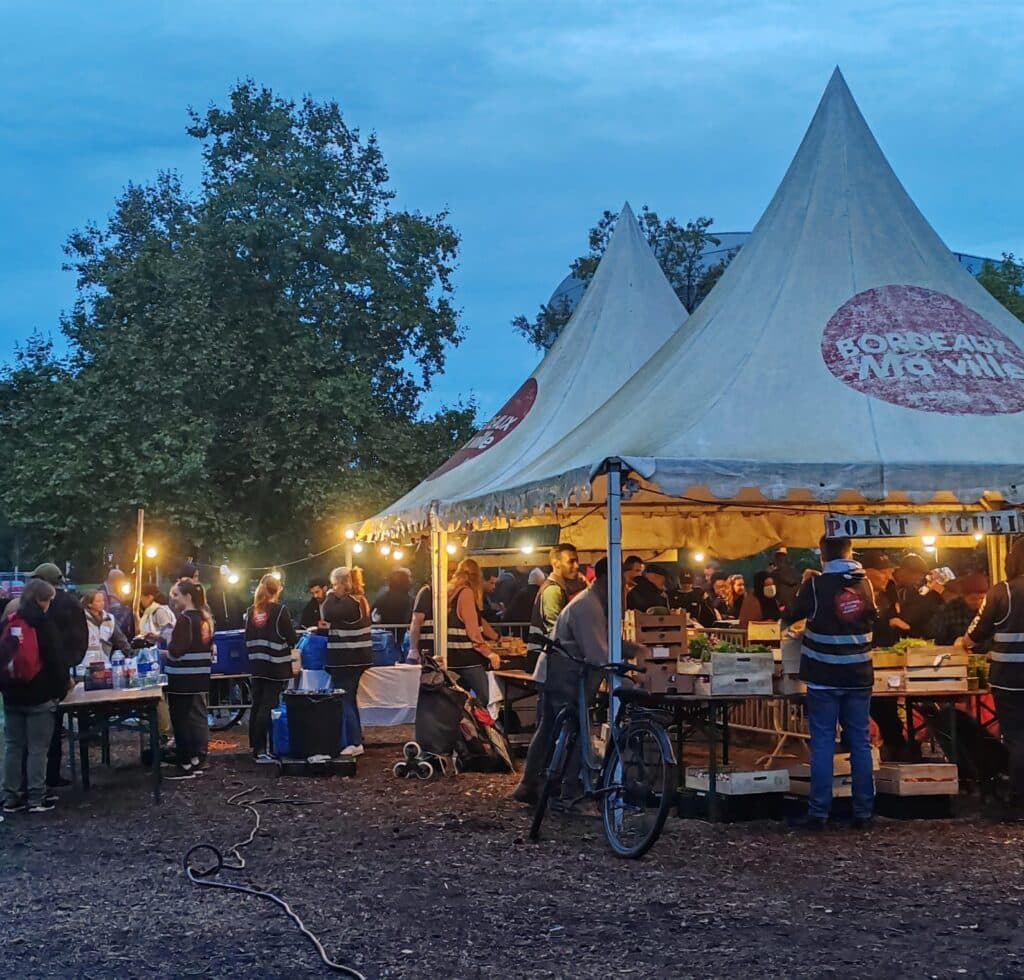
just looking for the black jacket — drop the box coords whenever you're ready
[505,583,539,624]
[668,587,717,628]
[299,596,323,629]
[51,588,89,674]
[968,577,1024,690]
[894,584,943,638]
[1,600,68,706]
[627,576,668,613]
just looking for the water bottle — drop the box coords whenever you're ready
[125,655,138,688]
[111,650,126,690]
[136,647,156,687]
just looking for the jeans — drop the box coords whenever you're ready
[167,693,209,763]
[328,666,368,749]
[453,665,491,706]
[249,678,288,755]
[3,699,57,808]
[806,687,874,820]
[993,689,1024,803]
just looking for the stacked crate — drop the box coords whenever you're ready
[904,647,969,694]
[624,612,690,694]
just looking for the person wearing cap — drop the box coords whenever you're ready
[177,562,201,585]
[769,547,801,612]
[626,563,670,613]
[893,553,944,637]
[668,571,717,627]
[963,540,1024,818]
[28,563,88,789]
[927,573,989,646]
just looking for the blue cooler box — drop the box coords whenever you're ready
[212,629,250,674]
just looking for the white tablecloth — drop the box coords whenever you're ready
[296,666,501,727]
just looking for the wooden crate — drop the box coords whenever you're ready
[639,659,695,696]
[747,621,782,644]
[904,675,969,694]
[774,674,806,696]
[781,634,803,674]
[789,747,879,779]
[872,650,906,669]
[788,774,853,797]
[873,670,905,693]
[905,647,968,669]
[875,763,959,796]
[709,651,773,696]
[686,767,790,795]
[623,611,688,653]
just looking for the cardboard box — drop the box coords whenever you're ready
[875,763,959,796]
[747,621,782,644]
[686,767,790,795]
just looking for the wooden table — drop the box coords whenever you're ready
[493,669,539,747]
[62,684,164,803]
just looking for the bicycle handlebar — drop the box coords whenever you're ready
[538,636,644,676]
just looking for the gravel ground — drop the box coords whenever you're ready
[3,725,1024,979]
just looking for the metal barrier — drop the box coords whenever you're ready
[370,621,532,645]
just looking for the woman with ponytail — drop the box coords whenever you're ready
[245,574,298,762]
[165,580,215,779]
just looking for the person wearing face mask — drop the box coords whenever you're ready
[739,571,782,630]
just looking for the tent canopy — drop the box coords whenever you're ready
[365,70,1024,558]
[362,203,688,537]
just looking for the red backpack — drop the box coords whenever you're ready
[0,613,43,683]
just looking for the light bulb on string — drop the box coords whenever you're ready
[352,542,364,554]
[446,542,458,556]
[228,572,240,585]
[344,528,355,540]
[921,535,936,548]
[271,570,282,581]
[974,532,985,542]
[119,582,133,596]
[380,544,392,557]
[145,545,158,559]
[693,551,705,564]
[520,544,534,555]
[392,549,405,561]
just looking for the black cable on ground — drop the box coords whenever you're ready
[183,786,366,979]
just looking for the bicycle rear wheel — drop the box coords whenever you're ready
[601,719,673,859]
[529,715,575,842]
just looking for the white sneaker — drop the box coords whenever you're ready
[254,752,278,765]
[340,744,365,757]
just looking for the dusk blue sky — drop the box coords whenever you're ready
[3,2,1023,418]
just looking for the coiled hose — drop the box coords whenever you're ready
[183,786,366,979]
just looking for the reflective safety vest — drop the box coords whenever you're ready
[798,571,875,689]
[971,578,1024,691]
[323,593,373,669]
[165,609,213,695]
[447,588,487,669]
[245,603,295,681]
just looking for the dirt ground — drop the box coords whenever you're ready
[3,723,1024,980]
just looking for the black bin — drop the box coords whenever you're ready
[283,690,345,758]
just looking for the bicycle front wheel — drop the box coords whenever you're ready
[601,720,673,859]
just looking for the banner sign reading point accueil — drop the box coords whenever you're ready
[825,510,1024,539]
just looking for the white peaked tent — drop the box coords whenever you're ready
[362,202,688,537]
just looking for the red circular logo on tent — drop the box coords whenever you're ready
[834,588,867,623]
[430,379,538,478]
[821,285,1024,415]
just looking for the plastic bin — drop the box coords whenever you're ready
[271,705,290,757]
[212,630,249,674]
[284,690,344,758]
[297,632,328,670]
[372,629,401,666]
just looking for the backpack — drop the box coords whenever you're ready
[0,613,43,683]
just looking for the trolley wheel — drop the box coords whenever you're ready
[403,741,421,761]
[207,677,252,731]
[393,762,410,778]
[415,760,434,780]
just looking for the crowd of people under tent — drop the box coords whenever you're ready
[3,534,1024,829]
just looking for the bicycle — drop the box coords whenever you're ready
[528,639,675,859]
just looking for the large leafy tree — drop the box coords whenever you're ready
[514,207,733,351]
[0,81,475,571]
[977,253,1024,323]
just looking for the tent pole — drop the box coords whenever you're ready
[432,523,449,668]
[606,462,623,725]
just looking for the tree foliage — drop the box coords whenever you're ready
[0,81,475,571]
[513,206,734,350]
[977,253,1024,323]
